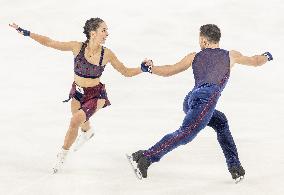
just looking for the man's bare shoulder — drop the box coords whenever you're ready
[229,50,242,58]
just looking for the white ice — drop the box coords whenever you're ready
[1,0,284,194]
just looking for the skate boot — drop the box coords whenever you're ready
[136,155,151,178]
[132,150,146,163]
[73,128,94,152]
[52,148,69,173]
[229,165,245,183]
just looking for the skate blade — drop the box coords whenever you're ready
[52,161,64,174]
[126,153,143,180]
[52,168,59,174]
[234,176,244,184]
[73,133,94,152]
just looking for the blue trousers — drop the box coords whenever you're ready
[144,84,241,169]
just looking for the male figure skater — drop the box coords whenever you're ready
[130,24,273,182]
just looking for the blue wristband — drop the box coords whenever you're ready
[141,62,152,73]
[262,52,273,61]
[17,27,30,36]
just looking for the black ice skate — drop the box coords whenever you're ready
[136,155,151,178]
[126,153,143,180]
[229,165,245,184]
[126,150,151,179]
[132,150,146,163]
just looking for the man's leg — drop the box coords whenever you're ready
[133,86,222,178]
[144,101,216,163]
[144,84,222,162]
[207,110,241,168]
[207,110,245,181]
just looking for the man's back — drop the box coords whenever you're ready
[192,48,230,89]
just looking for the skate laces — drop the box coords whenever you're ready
[57,149,68,162]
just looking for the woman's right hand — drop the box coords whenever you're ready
[9,22,19,32]
[9,22,30,36]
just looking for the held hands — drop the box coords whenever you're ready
[141,58,153,73]
[9,23,30,36]
[262,52,273,61]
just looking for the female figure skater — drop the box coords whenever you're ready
[10,18,144,173]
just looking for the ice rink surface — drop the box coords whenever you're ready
[1,0,284,194]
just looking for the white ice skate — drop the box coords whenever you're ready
[73,128,94,152]
[52,148,69,174]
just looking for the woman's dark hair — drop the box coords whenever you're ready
[200,24,221,43]
[82,17,104,50]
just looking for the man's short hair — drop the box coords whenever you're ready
[200,24,221,43]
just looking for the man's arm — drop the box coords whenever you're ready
[151,52,196,77]
[229,50,272,67]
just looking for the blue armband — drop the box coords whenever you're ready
[141,62,152,73]
[17,27,30,36]
[262,52,273,61]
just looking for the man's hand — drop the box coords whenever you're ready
[141,58,153,73]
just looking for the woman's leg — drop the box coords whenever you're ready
[71,98,90,131]
[63,98,106,150]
